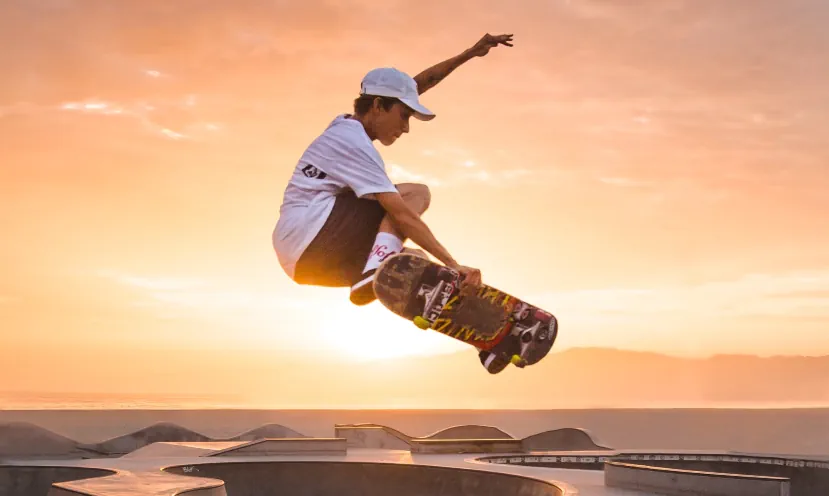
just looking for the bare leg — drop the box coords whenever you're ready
[349,183,431,305]
[378,182,431,239]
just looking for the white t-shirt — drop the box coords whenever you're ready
[272,114,398,279]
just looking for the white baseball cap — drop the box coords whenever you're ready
[360,67,436,121]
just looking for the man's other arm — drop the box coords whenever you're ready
[373,191,458,269]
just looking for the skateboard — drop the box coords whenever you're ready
[372,252,558,373]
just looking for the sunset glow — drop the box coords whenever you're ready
[1,0,828,408]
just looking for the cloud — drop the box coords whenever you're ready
[388,164,445,187]
[389,161,541,189]
[389,143,544,189]
[0,95,225,141]
[0,96,226,142]
[57,99,213,141]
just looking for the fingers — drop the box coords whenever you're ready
[481,33,513,46]
[489,33,514,46]
[460,269,482,290]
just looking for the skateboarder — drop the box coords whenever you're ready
[272,33,514,306]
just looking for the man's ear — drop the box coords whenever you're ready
[372,96,386,112]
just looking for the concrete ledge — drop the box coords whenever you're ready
[209,438,347,457]
[605,461,791,496]
[410,439,524,454]
[477,452,615,470]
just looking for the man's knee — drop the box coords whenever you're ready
[396,182,431,213]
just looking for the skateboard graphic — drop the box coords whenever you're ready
[372,252,558,373]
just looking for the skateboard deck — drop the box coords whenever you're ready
[372,252,558,372]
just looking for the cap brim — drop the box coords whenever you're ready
[400,97,436,121]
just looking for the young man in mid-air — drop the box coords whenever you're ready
[272,33,514,372]
[273,33,513,301]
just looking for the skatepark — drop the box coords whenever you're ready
[2,420,826,495]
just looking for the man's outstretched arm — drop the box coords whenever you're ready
[413,33,514,95]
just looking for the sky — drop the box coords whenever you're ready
[1,0,828,406]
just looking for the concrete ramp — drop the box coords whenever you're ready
[77,422,309,457]
[523,428,611,452]
[424,425,513,440]
[335,424,612,453]
[334,425,411,450]
[122,442,245,459]
[124,439,347,458]
[84,422,212,456]
[209,438,347,457]
[0,422,90,459]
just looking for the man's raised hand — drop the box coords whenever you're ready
[467,33,514,58]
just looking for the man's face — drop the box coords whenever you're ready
[372,101,413,146]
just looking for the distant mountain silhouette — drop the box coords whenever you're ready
[535,347,829,405]
[2,346,826,409]
[346,346,829,408]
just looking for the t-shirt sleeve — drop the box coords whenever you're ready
[324,134,398,199]
[338,145,398,198]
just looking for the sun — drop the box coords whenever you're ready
[313,300,467,362]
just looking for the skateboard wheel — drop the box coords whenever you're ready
[510,355,527,367]
[413,316,430,330]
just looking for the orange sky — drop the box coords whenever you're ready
[1,0,828,406]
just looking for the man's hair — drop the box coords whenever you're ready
[353,94,400,115]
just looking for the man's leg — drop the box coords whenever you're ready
[478,350,510,374]
[293,190,387,288]
[349,183,431,305]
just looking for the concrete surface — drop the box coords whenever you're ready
[2,421,827,495]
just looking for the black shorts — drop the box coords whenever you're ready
[293,190,386,287]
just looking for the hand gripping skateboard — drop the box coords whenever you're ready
[372,252,559,373]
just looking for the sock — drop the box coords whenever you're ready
[362,232,403,274]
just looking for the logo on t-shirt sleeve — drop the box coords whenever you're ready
[301,164,328,179]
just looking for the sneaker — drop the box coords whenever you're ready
[349,268,377,306]
[349,248,425,306]
[478,350,510,374]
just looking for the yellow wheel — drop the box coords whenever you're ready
[510,355,526,367]
[413,316,431,330]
